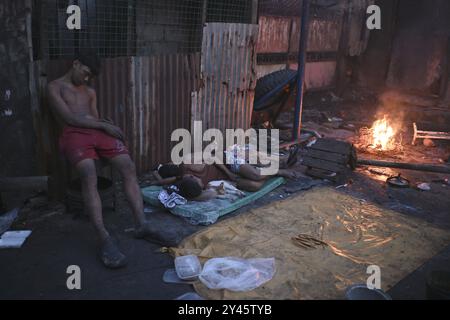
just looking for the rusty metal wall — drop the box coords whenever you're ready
[43,54,200,174]
[345,0,374,57]
[192,23,259,133]
[129,54,200,172]
[257,15,342,55]
[290,17,342,52]
[255,2,382,90]
[255,9,344,87]
[256,16,291,53]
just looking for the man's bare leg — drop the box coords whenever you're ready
[109,154,165,244]
[109,154,146,227]
[235,177,265,192]
[237,164,268,181]
[238,164,300,181]
[76,159,127,268]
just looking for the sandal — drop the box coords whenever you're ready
[100,238,127,269]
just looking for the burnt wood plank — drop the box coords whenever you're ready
[305,149,349,165]
[309,138,352,155]
[302,156,347,172]
[306,168,338,181]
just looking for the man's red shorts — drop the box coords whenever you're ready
[59,126,129,166]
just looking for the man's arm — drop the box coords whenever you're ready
[88,88,100,119]
[88,89,114,125]
[191,189,219,202]
[152,170,177,186]
[47,83,123,140]
[48,82,103,129]
[182,164,206,173]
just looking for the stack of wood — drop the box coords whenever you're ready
[301,138,357,182]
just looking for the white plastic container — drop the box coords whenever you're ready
[175,255,202,280]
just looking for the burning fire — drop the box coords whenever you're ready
[370,116,395,151]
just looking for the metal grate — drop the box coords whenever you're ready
[258,0,344,17]
[257,51,338,64]
[34,0,253,59]
[206,0,252,24]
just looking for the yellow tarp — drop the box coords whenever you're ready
[171,187,450,300]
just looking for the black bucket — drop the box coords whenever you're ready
[345,284,392,300]
[426,271,450,300]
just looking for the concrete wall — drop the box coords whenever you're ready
[355,0,398,89]
[0,0,36,177]
[135,0,203,55]
[386,0,450,94]
[358,0,450,95]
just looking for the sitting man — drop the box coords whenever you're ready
[48,52,156,269]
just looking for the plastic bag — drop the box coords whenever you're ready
[199,257,275,292]
[0,208,19,236]
[175,255,202,280]
[175,292,205,300]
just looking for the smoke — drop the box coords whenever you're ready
[376,90,407,135]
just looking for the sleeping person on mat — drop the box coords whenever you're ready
[153,163,233,201]
[153,160,300,202]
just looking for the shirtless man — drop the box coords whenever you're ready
[48,52,156,269]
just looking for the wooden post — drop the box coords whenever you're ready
[251,0,259,24]
[440,37,450,107]
[0,177,49,192]
[335,0,351,96]
[127,0,136,56]
[202,0,208,26]
[357,159,450,174]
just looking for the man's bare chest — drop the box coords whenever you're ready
[61,86,91,109]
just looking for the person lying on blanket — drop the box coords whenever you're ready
[153,162,300,201]
[153,164,230,201]
[224,144,301,191]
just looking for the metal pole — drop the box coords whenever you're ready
[293,0,310,140]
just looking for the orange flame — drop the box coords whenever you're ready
[371,116,395,151]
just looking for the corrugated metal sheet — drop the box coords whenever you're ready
[129,54,200,172]
[256,16,291,53]
[345,0,374,56]
[290,17,343,52]
[44,54,200,174]
[257,15,343,55]
[192,23,259,133]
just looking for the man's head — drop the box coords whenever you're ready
[71,52,101,86]
[177,176,203,199]
[158,164,182,179]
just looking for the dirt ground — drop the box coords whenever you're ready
[1,88,450,300]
